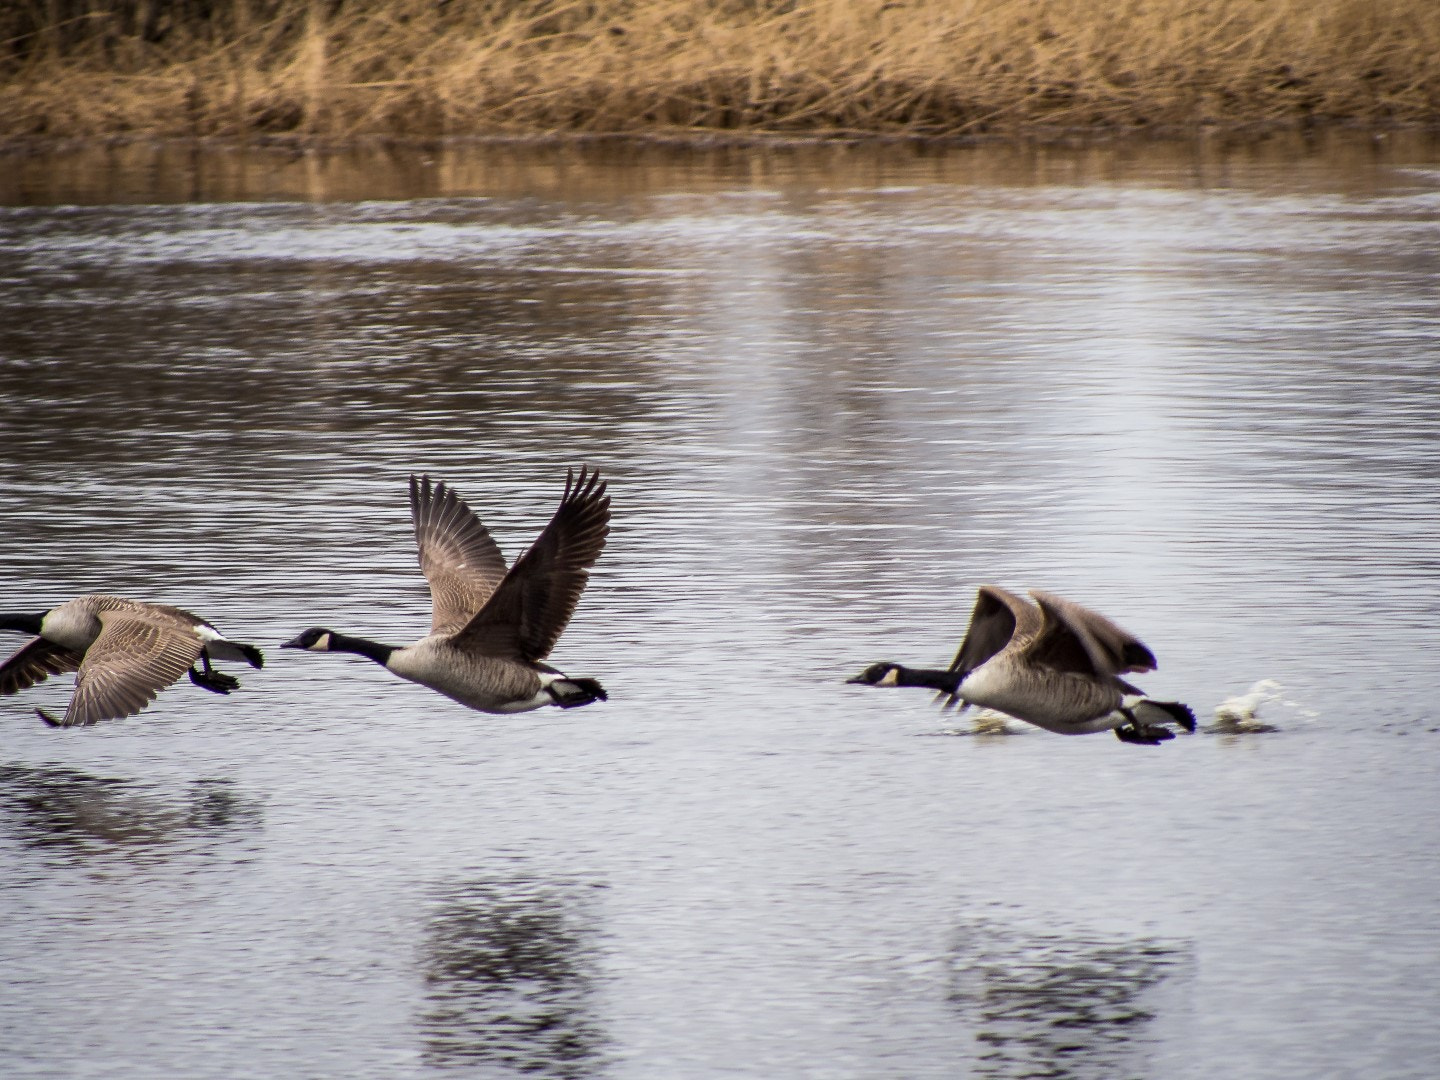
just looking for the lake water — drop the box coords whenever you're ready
[1,133,1439,1079]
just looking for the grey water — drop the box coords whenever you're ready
[1,133,1439,1079]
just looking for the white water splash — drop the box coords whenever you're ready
[1210,680,1318,733]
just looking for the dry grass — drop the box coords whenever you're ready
[1,0,1436,140]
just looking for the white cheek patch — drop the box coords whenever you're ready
[312,633,332,651]
[879,668,900,686]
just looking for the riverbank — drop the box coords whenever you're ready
[2,0,1436,142]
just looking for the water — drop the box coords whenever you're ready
[1,134,1439,1078]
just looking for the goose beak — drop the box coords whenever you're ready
[280,636,305,649]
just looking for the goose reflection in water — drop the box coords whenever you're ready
[418,877,608,1077]
[0,765,262,855]
[948,918,1191,1079]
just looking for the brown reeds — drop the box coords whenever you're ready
[1,0,1436,141]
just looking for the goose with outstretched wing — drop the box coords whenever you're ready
[283,468,610,714]
[1,595,262,727]
[848,585,1194,745]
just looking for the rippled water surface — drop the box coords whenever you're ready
[2,135,1439,1078]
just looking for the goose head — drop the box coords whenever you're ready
[847,662,904,687]
[281,627,337,651]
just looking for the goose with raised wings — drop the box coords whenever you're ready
[283,468,610,714]
[848,585,1194,745]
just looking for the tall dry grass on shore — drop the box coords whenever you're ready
[2,0,1436,141]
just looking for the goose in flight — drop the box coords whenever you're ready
[0,596,263,727]
[282,468,610,714]
[848,585,1194,744]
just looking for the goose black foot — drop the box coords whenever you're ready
[189,666,240,694]
[1115,723,1176,745]
[549,677,607,708]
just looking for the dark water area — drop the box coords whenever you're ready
[1,133,1438,1078]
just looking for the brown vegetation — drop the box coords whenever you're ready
[1,0,1436,141]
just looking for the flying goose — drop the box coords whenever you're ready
[848,585,1195,744]
[0,596,264,727]
[282,468,610,714]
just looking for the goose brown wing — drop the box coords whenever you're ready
[936,585,1039,707]
[411,475,509,636]
[0,636,82,695]
[45,610,203,727]
[451,467,610,663]
[947,586,1038,674]
[1026,591,1157,678]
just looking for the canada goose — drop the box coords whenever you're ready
[282,468,610,714]
[848,585,1195,745]
[0,595,264,727]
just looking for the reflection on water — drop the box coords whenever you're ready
[0,765,262,855]
[418,878,608,1076]
[1,130,1436,207]
[948,919,1190,1079]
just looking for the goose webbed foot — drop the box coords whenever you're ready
[547,676,607,709]
[1115,723,1175,746]
[190,651,241,694]
[189,665,240,695]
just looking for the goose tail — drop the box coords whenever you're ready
[1115,696,1197,744]
[1133,698,1197,733]
[202,638,265,669]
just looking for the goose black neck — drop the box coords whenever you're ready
[896,666,962,692]
[0,612,46,635]
[329,632,395,666]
